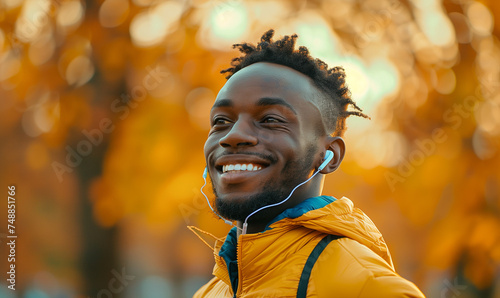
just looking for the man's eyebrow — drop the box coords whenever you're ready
[257,97,297,115]
[211,97,298,115]
[211,99,233,110]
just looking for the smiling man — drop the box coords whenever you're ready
[194,30,424,297]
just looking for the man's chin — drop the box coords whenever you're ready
[214,190,285,223]
[215,192,256,204]
[214,196,253,222]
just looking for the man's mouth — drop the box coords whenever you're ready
[218,162,266,184]
[214,154,272,184]
[222,163,263,173]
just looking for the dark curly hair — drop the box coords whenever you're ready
[221,29,369,137]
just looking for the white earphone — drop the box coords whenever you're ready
[318,150,334,170]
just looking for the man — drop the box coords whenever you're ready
[193,29,424,297]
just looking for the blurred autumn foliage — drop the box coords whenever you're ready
[0,0,500,297]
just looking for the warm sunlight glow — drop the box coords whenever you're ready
[57,0,84,29]
[130,1,183,47]
[467,1,494,36]
[99,0,130,28]
[417,9,455,47]
[209,0,248,41]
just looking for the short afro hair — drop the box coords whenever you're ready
[221,29,369,137]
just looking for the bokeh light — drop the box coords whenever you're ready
[209,0,248,41]
[196,0,250,50]
[467,2,494,36]
[130,1,184,47]
[99,0,130,28]
[57,0,84,30]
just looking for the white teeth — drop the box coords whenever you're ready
[222,163,263,173]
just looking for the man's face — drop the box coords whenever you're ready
[204,62,327,223]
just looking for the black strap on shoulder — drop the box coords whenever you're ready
[296,234,343,298]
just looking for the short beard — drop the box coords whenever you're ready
[214,182,289,224]
[212,145,316,224]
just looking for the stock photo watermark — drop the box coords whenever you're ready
[355,0,404,48]
[6,0,67,55]
[385,78,499,192]
[51,65,169,182]
[88,267,135,298]
[179,188,210,225]
[441,278,467,298]
[6,185,17,291]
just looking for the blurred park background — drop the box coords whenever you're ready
[0,0,499,297]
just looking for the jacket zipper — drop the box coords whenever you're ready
[235,235,243,297]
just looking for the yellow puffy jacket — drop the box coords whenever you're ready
[193,196,425,297]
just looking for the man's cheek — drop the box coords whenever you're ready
[203,136,218,156]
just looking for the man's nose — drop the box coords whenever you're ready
[219,118,258,148]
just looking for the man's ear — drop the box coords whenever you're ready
[320,136,345,174]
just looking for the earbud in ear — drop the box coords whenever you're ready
[318,150,334,170]
[203,167,208,179]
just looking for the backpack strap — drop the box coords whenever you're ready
[296,234,344,298]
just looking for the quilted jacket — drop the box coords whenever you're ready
[193,196,425,297]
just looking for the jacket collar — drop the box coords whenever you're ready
[214,196,336,294]
[263,195,335,231]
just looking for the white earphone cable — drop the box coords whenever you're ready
[201,172,243,232]
[241,167,322,234]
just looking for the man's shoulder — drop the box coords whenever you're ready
[312,237,395,279]
[309,237,425,297]
[193,276,232,298]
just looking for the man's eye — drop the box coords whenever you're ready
[213,118,229,125]
[262,116,282,123]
